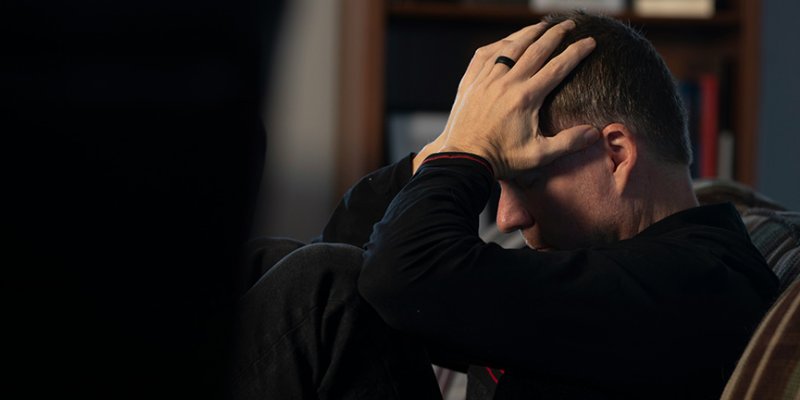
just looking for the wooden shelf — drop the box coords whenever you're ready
[389,2,739,29]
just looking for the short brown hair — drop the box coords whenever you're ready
[540,11,692,166]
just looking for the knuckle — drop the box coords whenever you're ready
[517,94,531,110]
[504,44,522,57]
[475,44,493,57]
[494,78,512,93]
[550,61,568,76]
[505,89,527,109]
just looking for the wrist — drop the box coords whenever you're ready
[438,145,498,176]
[420,151,495,177]
[413,141,443,175]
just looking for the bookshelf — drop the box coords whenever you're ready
[338,0,761,196]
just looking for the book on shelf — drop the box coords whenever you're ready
[529,0,627,14]
[633,0,715,18]
[716,62,735,181]
[717,130,735,181]
[698,74,719,178]
[678,73,729,179]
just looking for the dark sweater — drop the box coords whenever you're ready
[325,154,778,399]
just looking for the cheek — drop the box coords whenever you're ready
[523,147,613,247]
[533,166,612,246]
[547,150,612,205]
[543,167,603,215]
[525,183,585,240]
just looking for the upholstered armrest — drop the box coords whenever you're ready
[694,179,800,291]
[722,279,800,399]
[695,179,800,399]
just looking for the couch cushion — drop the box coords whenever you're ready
[693,179,799,291]
[739,208,800,292]
[721,278,800,399]
[693,179,786,213]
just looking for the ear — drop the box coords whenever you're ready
[602,123,637,193]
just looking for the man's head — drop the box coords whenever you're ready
[497,12,698,250]
[540,11,692,165]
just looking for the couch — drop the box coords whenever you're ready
[693,180,800,399]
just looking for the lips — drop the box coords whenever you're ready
[523,236,555,251]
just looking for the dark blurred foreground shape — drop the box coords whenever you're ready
[4,0,283,398]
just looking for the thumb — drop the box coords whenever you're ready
[538,124,600,166]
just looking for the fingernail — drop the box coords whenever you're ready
[584,126,600,141]
[563,20,576,29]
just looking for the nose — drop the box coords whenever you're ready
[496,181,534,233]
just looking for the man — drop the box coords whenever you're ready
[233,12,777,399]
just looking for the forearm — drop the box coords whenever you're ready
[360,154,507,364]
[359,154,674,377]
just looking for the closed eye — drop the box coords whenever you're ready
[513,170,543,190]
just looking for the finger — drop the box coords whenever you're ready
[482,24,549,81]
[460,40,505,90]
[510,19,577,80]
[536,124,601,167]
[505,22,547,42]
[462,23,548,90]
[527,37,596,97]
[485,22,550,80]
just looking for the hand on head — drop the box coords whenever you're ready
[413,20,600,179]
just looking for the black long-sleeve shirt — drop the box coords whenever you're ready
[324,154,778,399]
